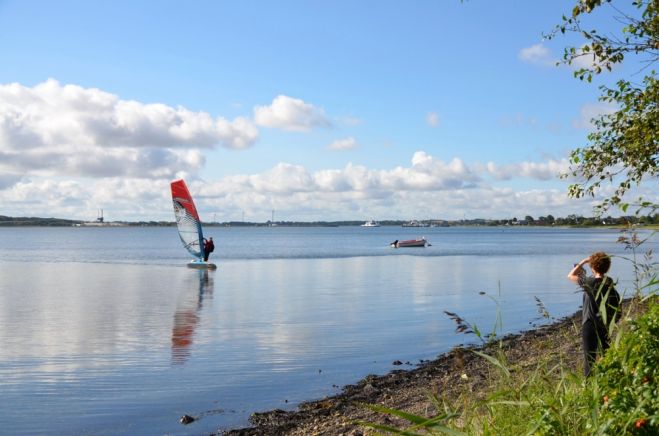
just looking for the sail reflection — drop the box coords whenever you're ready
[171,269,214,365]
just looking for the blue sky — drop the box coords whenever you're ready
[0,1,653,222]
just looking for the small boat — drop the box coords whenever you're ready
[401,220,429,227]
[361,220,380,227]
[390,238,430,248]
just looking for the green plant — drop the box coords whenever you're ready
[547,1,659,214]
[444,287,504,345]
[359,300,657,434]
[593,302,659,434]
[616,225,658,300]
[357,395,463,435]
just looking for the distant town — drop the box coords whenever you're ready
[1,214,657,228]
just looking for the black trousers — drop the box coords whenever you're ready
[582,319,609,377]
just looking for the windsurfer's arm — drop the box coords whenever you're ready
[567,257,590,283]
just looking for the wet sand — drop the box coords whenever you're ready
[222,308,588,435]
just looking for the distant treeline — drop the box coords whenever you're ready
[0,215,83,226]
[218,215,658,227]
[485,214,658,227]
[1,214,656,227]
[0,216,175,227]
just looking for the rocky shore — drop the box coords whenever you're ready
[222,308,589,435]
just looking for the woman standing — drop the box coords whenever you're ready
[567,252,621,377]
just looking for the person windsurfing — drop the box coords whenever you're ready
[203,237,215,262]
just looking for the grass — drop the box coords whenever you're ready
[360,297,657,435]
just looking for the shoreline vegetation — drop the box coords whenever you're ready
[222,296,656,435]
[1,214,658,229]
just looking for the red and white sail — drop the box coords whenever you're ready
[171,179,204,260]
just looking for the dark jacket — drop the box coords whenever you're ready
[579,276,621,327]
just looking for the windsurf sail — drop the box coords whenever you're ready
[171,179,204,260]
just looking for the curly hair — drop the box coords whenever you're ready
[590,251,611,274]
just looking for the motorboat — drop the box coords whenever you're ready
[361,220,380,227]
[390,237,430,248]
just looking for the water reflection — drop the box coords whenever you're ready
[171,269,215,365]
[1,227,647,435]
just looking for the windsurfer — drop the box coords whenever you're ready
[203,237,215,262]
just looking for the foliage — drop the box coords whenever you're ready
[444,287,503,345]
[616,225,658,298]
[547,0,659,213]
[360,298,658,435]
[593,302,659,434]
[0,215,82,226]
[531,300,659,435]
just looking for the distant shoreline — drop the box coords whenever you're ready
[1,215,656,229]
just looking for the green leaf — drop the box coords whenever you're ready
[358,403,466,435]
[487,400,530,407]
[472,350,511,377]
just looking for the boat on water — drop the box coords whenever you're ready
[390,237,430,248]
[361,220,380,227]
[171,179,217,269]
[401,220,429,227]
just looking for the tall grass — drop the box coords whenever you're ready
[360,226,657,435]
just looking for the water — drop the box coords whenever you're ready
[0,226,653,435]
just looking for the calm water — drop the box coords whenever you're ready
[0,226,653,435]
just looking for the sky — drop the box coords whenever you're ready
[0,0,655,222]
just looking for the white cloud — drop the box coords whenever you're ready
[518,43,615,73]
[328,137,358,150]
[518,43,557,66]
[484,159,570,181]
[426,112,440,128]
[3,150,652,222]
[249,163,315,194]
[572,102,618,130]
[253,95,332,132]
[0,80,258,178]
[0,145,206,179]
[0,177,172,221]
[338,116,364,127]
[201,151,480,198]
